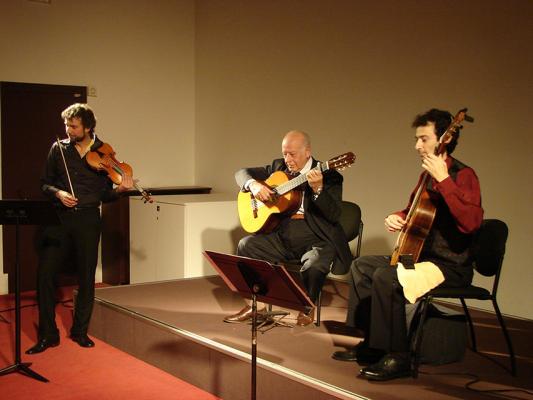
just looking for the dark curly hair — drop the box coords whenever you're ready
[61,103,96,135]
[412,108,459,155]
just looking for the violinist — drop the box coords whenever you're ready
[332,109,483,381]
[26,103,133,354]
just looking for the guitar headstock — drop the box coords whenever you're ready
[436,108,474,155]
[327,152,356,171]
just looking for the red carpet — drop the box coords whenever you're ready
[0,288,221,400]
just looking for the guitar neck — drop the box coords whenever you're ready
[405,171,430,222]
[274,163,328,195]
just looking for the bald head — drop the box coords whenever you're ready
[283,130,311,149]
[282,130,311,172]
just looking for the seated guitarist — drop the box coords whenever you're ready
[224,130,352,326]
[332,109,483,381]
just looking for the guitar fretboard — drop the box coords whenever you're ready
[274,162,328,195]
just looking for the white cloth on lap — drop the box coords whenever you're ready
[397,261,445,304]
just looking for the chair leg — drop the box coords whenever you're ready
[460,298,477,352]
[492,299,517,376]
[315,291,321,327]
[411,297,431,378]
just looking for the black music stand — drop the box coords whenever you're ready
[203,250,314,400]
[0,200,60,383]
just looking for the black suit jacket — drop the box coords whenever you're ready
[235,157,352,274]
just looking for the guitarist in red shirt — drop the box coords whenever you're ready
[224,130,352,326]
[332,108,483,381]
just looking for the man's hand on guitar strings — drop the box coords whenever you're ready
[385,214,406,232]
[250,181,275,202]
[306,169,324,193]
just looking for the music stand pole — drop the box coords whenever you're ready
[203,251,314,400]
[251,290,258,400]
[0,215,48,382]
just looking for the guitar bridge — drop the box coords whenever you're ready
[250,193,258,218]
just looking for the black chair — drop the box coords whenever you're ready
[284,200,363,326]
[410,219,516,377]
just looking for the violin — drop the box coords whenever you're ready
[86,142,153,203]
[390,108,473,265]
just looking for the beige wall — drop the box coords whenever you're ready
[195,0,533,318]
[1,0,532,319]
[0,0,195,185]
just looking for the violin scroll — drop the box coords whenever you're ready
[136,186,153,204]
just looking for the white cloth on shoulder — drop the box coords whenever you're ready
[397,261,445,304]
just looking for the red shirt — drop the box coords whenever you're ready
[395,157,483,234]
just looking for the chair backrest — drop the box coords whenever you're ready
[339,201,362,242]
[473,219,508,277]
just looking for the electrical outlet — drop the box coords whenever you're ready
[88,86,97,97]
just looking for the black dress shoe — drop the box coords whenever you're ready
[332,348,358,361]
[332,342,385,364]
[25,337,60,354]
[360,353,412,381]
[71,334,95,348]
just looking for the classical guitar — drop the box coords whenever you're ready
[390,108,474,265]
[238,152,356,234]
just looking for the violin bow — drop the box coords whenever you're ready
[56,136,76,198]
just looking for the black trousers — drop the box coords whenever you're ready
[237,219,335,303]
[36,208,101,340]
[346,255,409,353]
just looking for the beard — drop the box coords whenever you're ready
[71,132,91,143]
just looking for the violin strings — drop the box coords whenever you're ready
[103,154,126,176]
[100,152,151,202]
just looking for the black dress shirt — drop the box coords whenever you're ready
[41,136,119,209]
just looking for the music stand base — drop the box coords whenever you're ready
[256,311,293,330]
[0,201,58,385]
[0,362,49,383]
